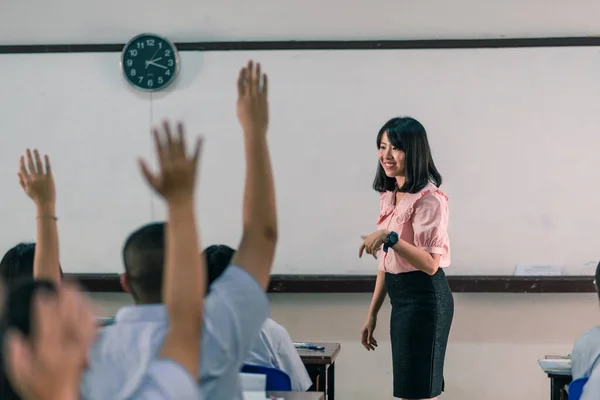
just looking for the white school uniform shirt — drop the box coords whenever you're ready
[80,266,269,400]
[129,359,201,399]
[581,364,600,400]
[245,318,313,391]
[572,326,600,379]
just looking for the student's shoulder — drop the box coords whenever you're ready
[214,264,265,293]
[575,326,600,347]
[263,318,286,335]
[205,265,269,318]
[262,318,293,343]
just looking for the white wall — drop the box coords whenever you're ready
[4,0,600,398]
[2,0,600,44]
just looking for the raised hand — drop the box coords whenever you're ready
[139,121,203,204]
[18,149,55,208]
[236,60,269,136]
[3,284,97,400]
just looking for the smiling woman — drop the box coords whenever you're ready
[359,117,454,400]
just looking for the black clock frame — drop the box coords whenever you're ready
[121,33,179,92]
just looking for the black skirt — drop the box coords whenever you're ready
[385,269,454,399]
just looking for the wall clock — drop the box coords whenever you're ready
[121,33,180,92]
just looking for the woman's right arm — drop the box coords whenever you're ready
[367,269,387,317]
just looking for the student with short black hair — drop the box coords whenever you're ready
[203,244,313,391]
[81,60,277,400]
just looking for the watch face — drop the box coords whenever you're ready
[121,34,179,92]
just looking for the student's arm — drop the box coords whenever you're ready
[230,61,277,291]
[139,121,205,378]
[18,149,60,282]
[272,324,313,391]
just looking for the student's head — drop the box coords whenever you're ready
[372,116,442,193]
[0,242,63,288]
[202,244,235,292]
[120,222,165,304]
[0,279,58,400]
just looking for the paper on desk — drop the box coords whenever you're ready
[240,373,266,392]
[242,392,267,400]
[538,357,571,374]
[242,392,284,400]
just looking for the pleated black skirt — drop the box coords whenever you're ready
[385,269,454,399]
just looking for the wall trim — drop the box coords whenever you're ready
[2,36,600,54]
[69,274,595,294]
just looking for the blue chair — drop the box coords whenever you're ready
[241,364,292,391]
[568,377,589,400]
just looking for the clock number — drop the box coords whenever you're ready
[167,59,174,67]
[138,77,143,84]
[165,70,171,76]
[146,39,155,46]
[158,42,163,49]
[165,50,171,57]
[126,59,133,67]
[158,77,164,84]
[137,42,144,49]
[129,50,138,57]
[130,69,136,77]
[147,79,154,88]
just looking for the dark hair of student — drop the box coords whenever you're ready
[202,244,235,293]
[0,279,57,400]
[0,243,63,287]
[122,222,165,304]
[372,116,442,194]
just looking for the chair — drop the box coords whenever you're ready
[241,364,292,391]
[568,377,589,400]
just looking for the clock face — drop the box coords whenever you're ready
[121,34,179,92]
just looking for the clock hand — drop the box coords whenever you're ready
[145,48,161,69]
[146,61,167,70]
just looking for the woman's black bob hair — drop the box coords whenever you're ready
[372,116,442,193]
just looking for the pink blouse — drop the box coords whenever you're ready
[377,182,451,274]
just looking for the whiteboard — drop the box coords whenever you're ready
[1,47,600,276]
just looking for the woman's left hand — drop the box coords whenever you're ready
[359,230,389,259]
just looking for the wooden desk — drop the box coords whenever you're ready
[297,342,341,400]
[267,392,325,400]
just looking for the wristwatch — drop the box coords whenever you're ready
[383,231,399,253]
